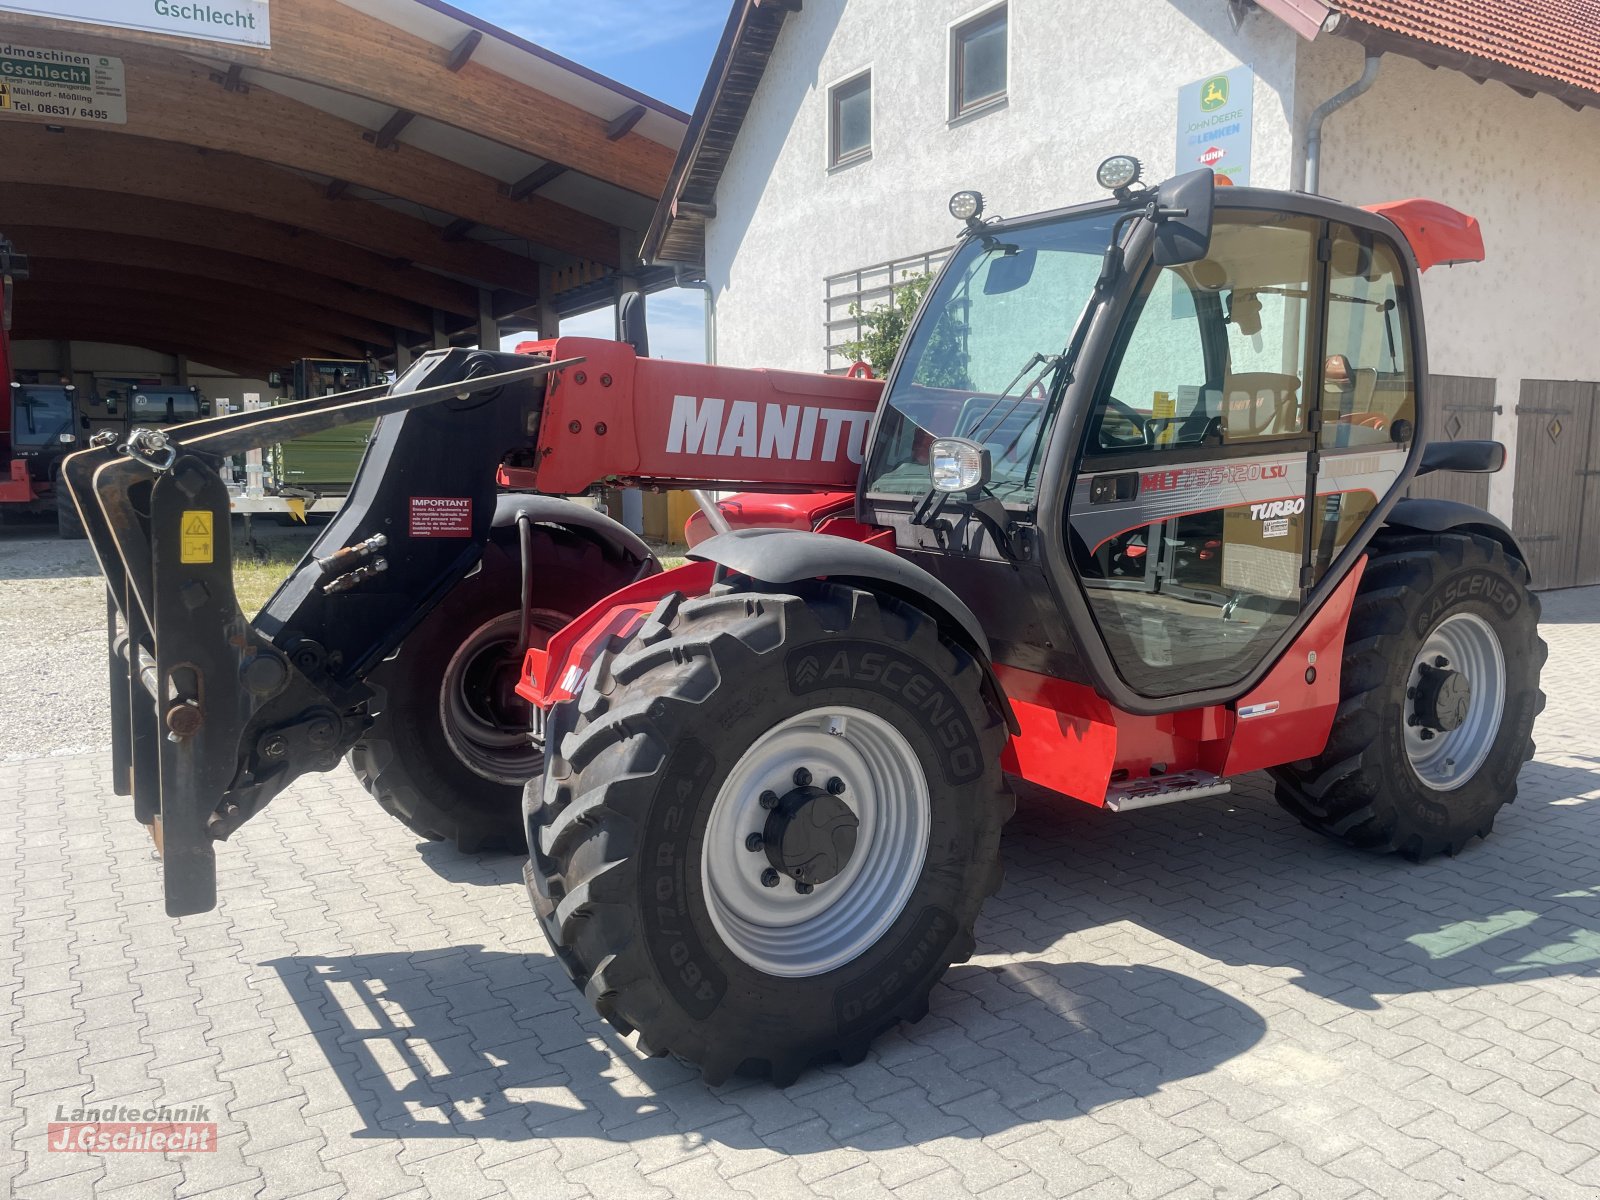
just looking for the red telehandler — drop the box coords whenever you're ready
[64,161,1544,1084]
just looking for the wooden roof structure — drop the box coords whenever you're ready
[0,0,688,376]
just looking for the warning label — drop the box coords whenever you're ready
[410,496,471,538]
[180,510,213,564]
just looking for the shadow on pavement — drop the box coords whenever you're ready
[265,949,1265,1146]
[999,773,1600,1011]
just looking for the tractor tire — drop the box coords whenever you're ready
[349,526,645,853]
[55,477,86,540]
[525,581,1013,1085]
[1269,531,1545,860]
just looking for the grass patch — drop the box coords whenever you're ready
[233,546,305,614]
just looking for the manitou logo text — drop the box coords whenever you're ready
[666,395,871,464]
[1249,498,1305,521]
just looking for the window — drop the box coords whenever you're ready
[951,5,1007,119]
[829,71,871,167]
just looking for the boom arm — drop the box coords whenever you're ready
[62,341,882,916]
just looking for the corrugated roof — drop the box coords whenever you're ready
[1330,0,1600,101]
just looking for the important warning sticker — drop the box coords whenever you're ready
[410,496,471,538]
[180,510,213,564]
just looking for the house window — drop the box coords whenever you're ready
[830,71,872,167]
[951,4,1007,119]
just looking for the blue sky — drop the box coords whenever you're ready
[462,0,724,360]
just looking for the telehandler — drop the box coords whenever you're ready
[64,160,1544,1084]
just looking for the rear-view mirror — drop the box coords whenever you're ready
[1152,169,1216,266]
[983,247,1037,295]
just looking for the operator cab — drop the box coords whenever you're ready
[860,157,1431,713]
[8,382,79,481]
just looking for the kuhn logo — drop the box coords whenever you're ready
[1249,498,1305,520]
[1199,146,1226,167]
[666,395,871,464]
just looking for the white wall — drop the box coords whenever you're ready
[1296,38,1600,519]
[707,0,1301,372]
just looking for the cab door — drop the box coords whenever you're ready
[1066,211,1324,698]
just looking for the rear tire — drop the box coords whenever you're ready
[349,527,646,852]
[1269,532,1545,859]
[525,582,1012,1084]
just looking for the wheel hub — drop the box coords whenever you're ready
[1414,661,1471,732]
[763,784,859,885]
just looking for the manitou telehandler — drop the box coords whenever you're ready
[64,161,1544,1085]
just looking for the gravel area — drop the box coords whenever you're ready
[0,521,318,762]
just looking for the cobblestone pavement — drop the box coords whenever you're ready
[2,586,1596,1200]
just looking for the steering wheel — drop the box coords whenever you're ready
[1096,395,1150,449]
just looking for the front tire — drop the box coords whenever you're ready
[1270,532,1545,859]
[526,582,1012,1084]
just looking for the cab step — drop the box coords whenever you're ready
[1105,770,1231,812]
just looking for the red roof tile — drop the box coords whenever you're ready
[1329,0,1600,101]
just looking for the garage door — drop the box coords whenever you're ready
[1511,380,1600,590]
[1408,375,1497,509]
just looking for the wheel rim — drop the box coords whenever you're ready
[438,609,563,785]
[1404,612,1506,791]
[701,707,931,978]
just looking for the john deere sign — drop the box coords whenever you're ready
[0,0,271,48]
[1177,64,1253,186]
[0,41,125,124]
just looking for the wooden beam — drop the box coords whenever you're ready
[0,50,622,265]
[0,125,543,292]
[18,285,369,360]
[505,162,569,201]
[447,29,483,72]
[12,226,432,333]
[0,185,476,321]
[213,62,247,93]
[0,0,678,197]
[439,217,476,242]
[325,179,350,200]
[13,313,333,373]
[23,261,395,349]
[366,109,416,150]
[606,104,647,141]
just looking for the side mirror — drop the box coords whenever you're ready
[1152,169,1215,266]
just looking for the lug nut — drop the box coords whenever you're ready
[1419,728,1435,741]
[745,832,764,852]
[795,882,813,895]
[826,776,846,795]
[759,790,779,810]
[793,767,812,787]
[1434,655,1448,668]
[760,868,780,888]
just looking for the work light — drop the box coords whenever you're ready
[948,190,984,222]
[1096,155,1142,192]
[929,438,990,493]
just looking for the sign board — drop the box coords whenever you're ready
[0,41,124,124]
[1177,64,1253,185]
[0,1,270,49]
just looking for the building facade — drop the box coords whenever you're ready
[650,0,1600,588]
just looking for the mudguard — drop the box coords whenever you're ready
[1384,497,1526,570]
[688,526,1019,732]
[493,493,656,569]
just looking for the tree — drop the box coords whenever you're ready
[841,271,967,389]
[841,272,933,375]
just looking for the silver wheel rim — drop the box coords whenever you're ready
[438,610,563,785]
[1404,612,1506,791]
[701,706,930,978]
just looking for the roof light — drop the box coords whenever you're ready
[949,190,984,223]
[1096,155,1142,192]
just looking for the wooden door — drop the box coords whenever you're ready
[1511,380,1598,589]
[1408,375,1496,509]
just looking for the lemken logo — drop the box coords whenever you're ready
[666,395,871,464]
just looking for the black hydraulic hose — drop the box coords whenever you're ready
[518,513,535,656]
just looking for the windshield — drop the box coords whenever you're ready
[132,390,201,422]
[865,208,1120,505]
[11,386,74,446]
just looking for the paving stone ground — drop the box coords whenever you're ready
[2,585,1596,1200]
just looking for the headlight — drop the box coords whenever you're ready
[929,438,989,493]
[948,190,984,222]
[58,432,76,443]
[1096,154,1142,191]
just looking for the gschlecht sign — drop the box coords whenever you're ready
[0,1,271,49]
